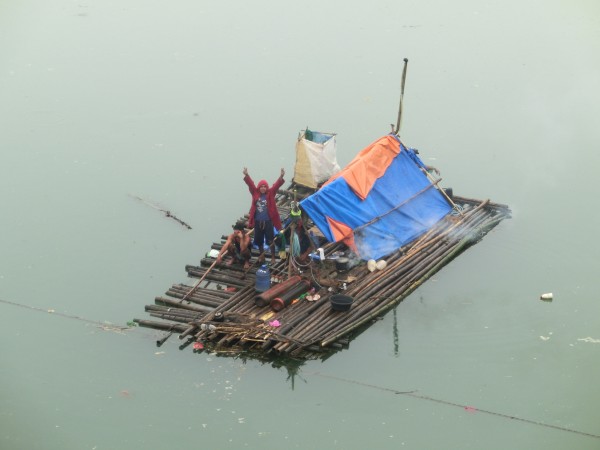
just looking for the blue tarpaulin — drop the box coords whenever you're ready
[300,134,452,260]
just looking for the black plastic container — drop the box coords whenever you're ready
[330,294,354,312]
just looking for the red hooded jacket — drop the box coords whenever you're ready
[244,174,284,230]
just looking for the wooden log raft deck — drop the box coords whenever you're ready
[135,184,511,360]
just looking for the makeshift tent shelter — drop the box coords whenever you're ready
[293,129,340,189]
[300,134,453,261]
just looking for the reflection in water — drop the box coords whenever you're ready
[393,307,399,356]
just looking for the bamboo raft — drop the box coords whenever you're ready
[135,183,511,360]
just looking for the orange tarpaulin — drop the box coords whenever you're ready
[300,134,453,260]
[324,135,401,200]
[326,216,357,252]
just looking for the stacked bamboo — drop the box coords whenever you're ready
[134,190,511,359]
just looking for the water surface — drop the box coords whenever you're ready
[1,1,599,449]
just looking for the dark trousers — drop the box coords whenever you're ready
[226,243,250,264]
[254,220,274,251]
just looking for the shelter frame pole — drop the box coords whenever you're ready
[420,168,463,215]
[288,190,297,278]
[394,58,409,135]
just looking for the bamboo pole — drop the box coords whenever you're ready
[179,324,198,340]
[165,291,223,309]
[420,167,463,215]
[172,283,234,299]
[149,313,202,324]
[185,268,249,288]
[320,231,478,347]
[167,285,230,306]
[181,256,221,302]
[140,180,511,359]
[133,319,188,332]
[155,297,214,313]
[290,210,494,349]
[394,58,409,135]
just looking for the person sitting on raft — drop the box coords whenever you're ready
[277,211,313,264]
[242,166,285,265]
[216,223,251,269]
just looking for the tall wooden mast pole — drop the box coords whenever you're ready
[394,58,409,135]
[288,189,297,278]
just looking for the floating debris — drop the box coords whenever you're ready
[119,390,133,398]
[540,292,553,301]
[578,337,600,344]
[130,194,192,229]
